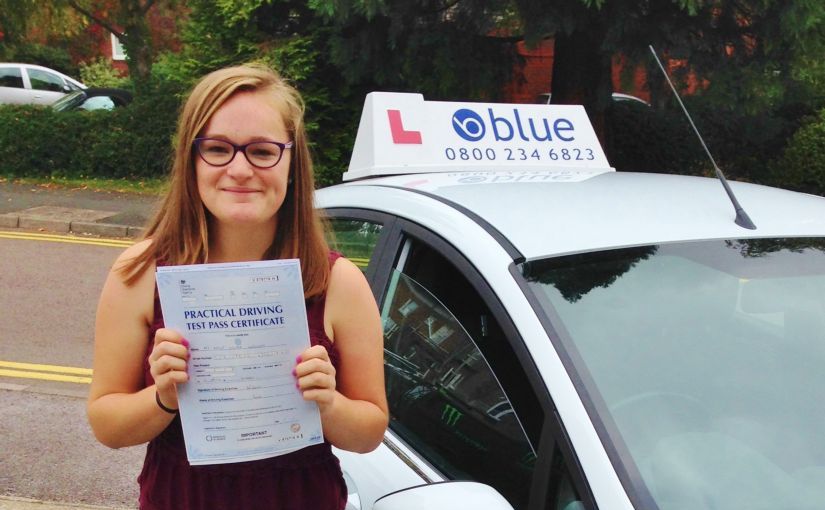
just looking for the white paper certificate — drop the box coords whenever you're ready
[155,259,323,465]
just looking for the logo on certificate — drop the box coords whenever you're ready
[290,423,301,433]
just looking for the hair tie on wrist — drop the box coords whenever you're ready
[156,390,179,414]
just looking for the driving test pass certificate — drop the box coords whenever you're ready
[155,259,323,465]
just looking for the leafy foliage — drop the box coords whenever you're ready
[770,108,825,196]
[607,101,701,175]
[607,94,815,190]
[151,0,364,186]
[5,0,825,196]
[78,57,130,88]
[2,43,77,76]
[307,0,518,100]
[0,81,181,180]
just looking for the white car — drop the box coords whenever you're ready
[0,63,86,105]
[317,93,825,510]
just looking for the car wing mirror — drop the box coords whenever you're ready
[373,481,514,510]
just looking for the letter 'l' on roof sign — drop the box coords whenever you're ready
[343,92,614,181]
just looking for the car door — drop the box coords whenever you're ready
[23,67,69,104]
[325,208,593,510]
[0,66,30,104]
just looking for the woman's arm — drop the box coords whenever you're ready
[295,257,388,453]
[87,240,189,449]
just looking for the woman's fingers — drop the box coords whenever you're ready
[150,328,190,400]
[294,346,337,408]
[298,344,330,363]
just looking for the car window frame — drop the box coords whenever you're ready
[323,208,401,295]
[0,65,25,89]
[25,67,67,93]
[324,207,597,510]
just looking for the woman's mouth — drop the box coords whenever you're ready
[222,187,258,194]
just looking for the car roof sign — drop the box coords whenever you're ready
[344,92,614,181]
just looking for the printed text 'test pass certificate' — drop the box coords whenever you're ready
[156,259,323,465]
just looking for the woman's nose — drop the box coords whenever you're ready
[225,150,255,178]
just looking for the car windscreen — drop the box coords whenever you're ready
[519,238,825,510]
[51,91,85,112]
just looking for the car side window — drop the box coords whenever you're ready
[0,67,24,88]
[326,218,383,273]
[27,69,65,92]
[382,240,537,509]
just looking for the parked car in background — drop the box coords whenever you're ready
[51,88,133,112]
[0,63,86,105]
[538,91,650,107]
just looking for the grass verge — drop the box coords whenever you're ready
[0,175,166,195]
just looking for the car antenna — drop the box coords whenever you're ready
[648,45,756,230]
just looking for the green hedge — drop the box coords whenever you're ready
[3,80,825,196]
[0,82,181,180]
[607,101,702,175]
[770,109,825,195]
[606,98,815,193]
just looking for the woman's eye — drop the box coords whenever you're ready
[205,145,230,155]
[251,148,277,158]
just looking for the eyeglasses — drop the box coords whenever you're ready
[193,137,294,169]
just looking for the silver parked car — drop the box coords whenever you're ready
[0,63,86,105]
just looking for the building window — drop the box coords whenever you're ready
[111,33,126,60]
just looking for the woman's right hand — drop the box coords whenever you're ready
[148,328,190,411]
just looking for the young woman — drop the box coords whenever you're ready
[87,64,388,509]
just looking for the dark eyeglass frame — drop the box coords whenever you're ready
[193,137,294,169]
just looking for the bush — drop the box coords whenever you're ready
[770,109,825,195]
[607,101,703,175]
[6,43,77,77]
[607,97,813,189]
[0,79,183,180]
[78,58,130,89]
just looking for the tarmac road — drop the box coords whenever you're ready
[1,181,158,510]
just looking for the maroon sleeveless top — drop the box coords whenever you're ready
[138,252,347,510]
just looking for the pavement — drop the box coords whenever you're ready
[1,180,157,510]
[0,497,130,510]
[0,180,160,238]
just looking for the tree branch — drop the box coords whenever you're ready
[66,0,125,39]
[433,0,460,14]
[140,0,156,16]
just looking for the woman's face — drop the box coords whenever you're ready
[195,90,292,230]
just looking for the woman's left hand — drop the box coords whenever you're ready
[294,345,338,412]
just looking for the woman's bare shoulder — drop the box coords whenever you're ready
[117,238,153,261]
[111,238,154,270]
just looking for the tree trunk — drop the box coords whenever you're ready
[550,23,612,146]
[66,0,156,90]
[120,1,153,90]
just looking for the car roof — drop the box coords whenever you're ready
[330,171,825,260]
[0,62,86,88]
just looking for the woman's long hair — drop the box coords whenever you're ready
[121,64,330,298]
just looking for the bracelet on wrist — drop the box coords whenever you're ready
[155,390,178,414]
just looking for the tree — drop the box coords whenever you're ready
[512,0,825,141]
[0,0,86,64]
[64,0,178,88]
[0,0,40,45]
[306,0,520,100]
[154,0,372,186]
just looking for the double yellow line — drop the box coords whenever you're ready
[0,231,117,384]
[0,360,92,384]
[0,230,133,248]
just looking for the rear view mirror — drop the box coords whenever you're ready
[373,481,514,510]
